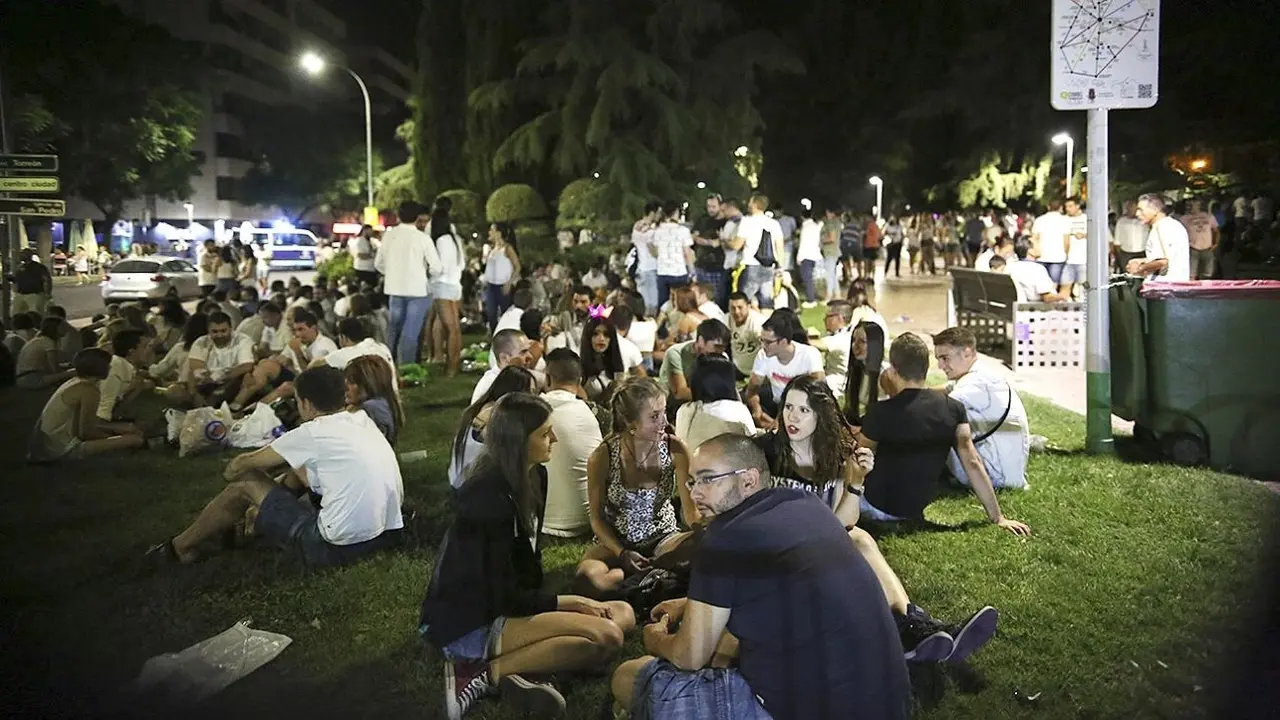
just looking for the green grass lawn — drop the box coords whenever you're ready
[0,362,1275,719]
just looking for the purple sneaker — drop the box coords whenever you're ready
[899,607,956,663]
[946,606,999,664]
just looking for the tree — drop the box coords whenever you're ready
[3,2,204,229]
[237,109,382,223]
[413,0,470,200]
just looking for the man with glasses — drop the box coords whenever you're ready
[610,433,911,720]
[744,310,824,431]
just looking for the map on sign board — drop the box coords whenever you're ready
[1051,0,1160,110]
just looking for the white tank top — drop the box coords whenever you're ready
[484,247,514,285]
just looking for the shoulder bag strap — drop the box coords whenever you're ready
[972,383,1013,444]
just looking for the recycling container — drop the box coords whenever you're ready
[1112,279,1280,476]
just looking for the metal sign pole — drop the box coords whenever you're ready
[1085,108,1112,453]
[0,64,14,327]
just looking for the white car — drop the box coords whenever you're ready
[100,256,202,305]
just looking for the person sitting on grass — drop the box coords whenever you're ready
[229,309,337,412]
[450,366,538,490]
[3,310,36,358]
[166,311,255,408]
[673,353,756,451]
[45,304,82,364]
[152,366,403,567]
[15,317,75,390]
[313,317,394,372]
[540,349,604,539]
[757,376,1000,663]
[471,328,532,404]
[236,301,291,359]
[575,377,697,598]
[28,348,146,462]
[96,329,154,426]
[580,313,627,402]
[420,392,636,720]
[744,309,825,431]
[343,355,405,444]
[150,314,208,385]
[856,332,1032,535]
[656,318,731,413]
[610,433,911,720]
[933,327,1031,490]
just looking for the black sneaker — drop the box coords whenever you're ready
[498,674,566,718]
[946,606,999,664]
[443,659,493,720]
[898,606,955,663]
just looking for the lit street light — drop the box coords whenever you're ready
[734,145,749,157]
[1052,132,1075,197]
[800,197,812,210]
[300,52,374,212]
[868,175,884,222]
[696,181,706,189]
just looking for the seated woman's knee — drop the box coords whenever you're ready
[604,600,637,633]
[848,525,877,552]
[580,615,626,650]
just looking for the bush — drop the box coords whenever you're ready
[486,184,548,224]
[513,221,558,266]
[315,251,355,285]
[556,178,612,231]
[438,189,485,228]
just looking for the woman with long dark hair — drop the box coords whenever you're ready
[343,355,405,444]
[215,246,239,293]
[151,313,208,385]
[420,392,635,719]
[152,298,188,353]
[579,315,625,401]
[757,375,1001,664]
[575,377,696,597]
[428,197,465,377]
[482,222,521,333]
[449,366,536,489]
[673,353,756,450]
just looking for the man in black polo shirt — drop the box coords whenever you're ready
[611,434,911,720]
[858,332,1031,536]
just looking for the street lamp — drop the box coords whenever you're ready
[734,145,749,158]
[1052,132,1075,197]
[299,51,374,211]
[696,181,706,189]
[800,197,812,210]
[868,175,884,222]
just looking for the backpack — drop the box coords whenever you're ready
[755,228,776,267]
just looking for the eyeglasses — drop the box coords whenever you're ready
[685,468,749,491]
[760,336,783,347]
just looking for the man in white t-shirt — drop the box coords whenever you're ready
[1060,197,1089,298]
[315,317,394,373]
[472,328,533,403]
[237,302,291,359]
[1180,198,1220,279]
[726,292,765,378]
[158,366,403,567]
[349,224,379,289]
[991,251,1065,303]
[98,329,152,426]
[934,327,1029,490]
[729,193,785,309]
[651,200,695,308]
[745,310,825,430]
[230,307,338,411]
[812,300,855,397]
[1128,194,1191,282]
[375,202,441,364]
[1113,200,1147,273]
[197,240,218,296]
[172,311,256,407]
[488,287,533,368]
[540,349,604,538]
[1030,201,1070,286]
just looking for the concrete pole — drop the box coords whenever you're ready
[1085,108,1113,454]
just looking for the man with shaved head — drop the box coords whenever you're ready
[611,434,911,720]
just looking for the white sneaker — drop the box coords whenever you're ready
[499,674,566,718]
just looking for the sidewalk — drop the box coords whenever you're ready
[871,272,1133,433]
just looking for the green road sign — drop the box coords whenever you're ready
[0,198,66,217]
[0,154,59,172]
[0,176,59,193]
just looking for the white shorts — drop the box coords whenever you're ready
[431,282,462,302]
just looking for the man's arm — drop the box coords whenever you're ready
[374,239,388,274]
[744,374,769,423]
[644,599,732,671]
[669,367,693,402]
[954,423,1031,536]
[224,445,289,482]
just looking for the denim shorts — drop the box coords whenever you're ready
[630,659,773,720]
[434,616,507,662]
[1060,263,1086,285]
[254,486,392,568]
[859,496,907,523]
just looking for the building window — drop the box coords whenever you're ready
[216,177,239,201]
[215,132,251,160]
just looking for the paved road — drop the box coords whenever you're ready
[52,269,318,321]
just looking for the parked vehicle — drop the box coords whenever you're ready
[238,227,321,270]
[100,256,202,304]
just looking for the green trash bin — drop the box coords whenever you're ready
[1116,280,1280,476]
[1108,278,1147,422]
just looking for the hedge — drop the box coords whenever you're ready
[486,184,548,224]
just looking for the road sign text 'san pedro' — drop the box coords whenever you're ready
[1050,0,1160,111]
[0,154,59,172]
[0,198,66,217]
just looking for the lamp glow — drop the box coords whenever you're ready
[1190,159,1208,171]
[696,181,706,189]
[299,52,325,75]
[734,145,749,157]
[1052,132,1072,145]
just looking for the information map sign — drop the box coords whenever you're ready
[1051,0,1160,111]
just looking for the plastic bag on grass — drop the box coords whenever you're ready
[177,404,233,458]
[226,404,286,449]
[165,408,186,444]
[131,621,292,705]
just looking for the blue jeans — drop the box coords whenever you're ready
[1039,261,1066,285]
[636,270,659,315]
[483,282,510,333]
[657,274,688,309]
[823,256,840,299]
[739,266,775,308]
[799,259,817,302]
[387,294,432,365]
